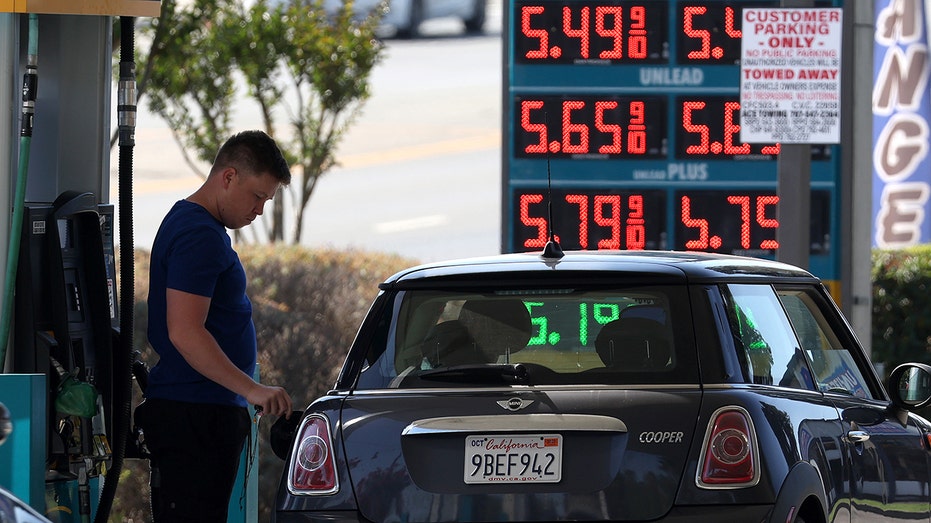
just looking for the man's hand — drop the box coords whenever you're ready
[247,384,293,418]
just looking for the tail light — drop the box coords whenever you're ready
[696,406,760,489]
[288,414,339,495]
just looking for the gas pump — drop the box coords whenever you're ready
[12,191,118,521]
[0,5,159,522]
[0,6,257,522]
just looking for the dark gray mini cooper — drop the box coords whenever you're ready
[273,250,931,523]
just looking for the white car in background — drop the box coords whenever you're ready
[325,0,487,37]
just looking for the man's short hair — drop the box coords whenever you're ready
[214,130,291,185]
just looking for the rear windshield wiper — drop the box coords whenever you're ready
[417,363,530,385]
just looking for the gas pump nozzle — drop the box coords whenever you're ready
[131,351,149,392]
[91,395,111,473]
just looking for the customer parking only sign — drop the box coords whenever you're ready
[739,8,843,144]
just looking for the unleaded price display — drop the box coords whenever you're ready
[514,1,668,63]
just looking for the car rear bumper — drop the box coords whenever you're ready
[660,505,773,522]
[273,510,364,523]
[274,505,774,523]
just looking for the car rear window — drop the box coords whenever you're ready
[354,285,699,389]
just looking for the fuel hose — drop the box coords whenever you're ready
[0,12,38,367]
[94,15,136,523]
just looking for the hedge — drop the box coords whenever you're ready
[872,245,931,375]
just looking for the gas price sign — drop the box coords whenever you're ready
[515,95,667,158]
[515,189,832,253]
[503,0,843,282]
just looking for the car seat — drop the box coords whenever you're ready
[594,316,672,370]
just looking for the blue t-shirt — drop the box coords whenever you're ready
[145,200,256,408]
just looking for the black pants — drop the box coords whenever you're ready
[135,398,251,523]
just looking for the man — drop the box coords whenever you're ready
[136,130,294,522]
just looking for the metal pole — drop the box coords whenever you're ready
[776,0,813,269]
[843,0,874,354]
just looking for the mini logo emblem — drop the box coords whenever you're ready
[497,398,534,411]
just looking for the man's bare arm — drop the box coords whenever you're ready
[166,288,292,417]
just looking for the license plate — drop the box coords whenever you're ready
[464,434,562,484]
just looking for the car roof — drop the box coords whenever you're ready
[379,250,819,289]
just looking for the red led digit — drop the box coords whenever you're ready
[521,100,547,154]
[723,101,750,155]
[522,6,548,59]
[565,194,589,249]
[761,144,781,155]
[757,196,780,249]
[628,6,647,59]
[629,100,644,125]
[724,6,741,38]
[562,100,589,154]
[680,195,710,249]
[682,101,709,155]
[595,6,624,60]
[594,195,621,249]
[626,195,645,250]
[628,194,643,219]
[627,101,646,154]
[595,101,621,154]
[563,6,590,59]
[727,195,751,249]
[683,6,710,60]
[520,193,548,248]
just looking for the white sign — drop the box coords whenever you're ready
[739,8,843,144]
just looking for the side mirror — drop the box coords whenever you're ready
[0,402,11,447]
[887,363,931,412]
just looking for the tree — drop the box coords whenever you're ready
[138,0,384,243]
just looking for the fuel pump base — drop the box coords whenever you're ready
[0,374,46,509]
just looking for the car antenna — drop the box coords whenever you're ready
[541,111,564,260]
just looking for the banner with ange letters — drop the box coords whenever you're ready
[872,0,931,248]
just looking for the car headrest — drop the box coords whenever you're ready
[420,320,487,367]
[460,299,532,357]
[594,317,672,370]
[618,304,666,323]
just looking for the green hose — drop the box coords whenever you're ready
[0,13,38,368]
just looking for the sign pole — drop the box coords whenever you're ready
[776,0,813,269]
[777,145,811,268]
